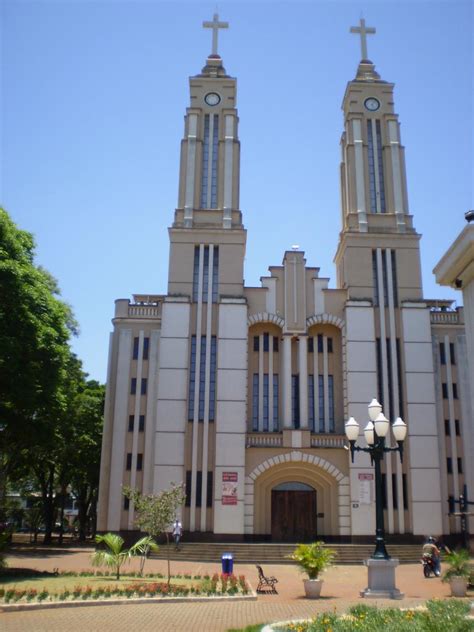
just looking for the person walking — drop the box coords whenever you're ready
[172,518,183,551]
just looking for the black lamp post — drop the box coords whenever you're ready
[345,399,407,561]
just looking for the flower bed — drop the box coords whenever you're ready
[0,572,250,604]
[272,600,472,632]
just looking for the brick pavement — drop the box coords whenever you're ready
[0,545,464,632]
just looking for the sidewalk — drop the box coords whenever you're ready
[1,545,460,632]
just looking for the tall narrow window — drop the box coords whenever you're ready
[263,333,269,352]
[328,375,335,432]
[367,120,377,213]
[263,374,269,432]
[210,115,219,208]
[252,373,259,431]
[128,415,134,432]
[442,383,448,399]
[209,336,217,421]
[318,375,325,433]
[452,383,458,399]
[200,115,210,208]
[272,375,279,431]
[381,249,389,307]
[375,338,383,410]
[375,120,386,212]
[143,337,149,360]
[130,378,137,395]
[136,454,143,471]
[139,415,145,432]
[439,342,446,365]
[291,375,300,429]
[308,375,315,431]
[202,247,209,302]
[447,457,452,474]
[392,473,398,509]
[317,334,323,353]
[455,419,460,436]
[402,474,408,510]
[458,458,463,474]
[141,378,147,395]
[391,250,398,307]
[212,246,219,302]
[273,336,279,352]
[327,338,333,353]
[372,250,379,306]
[126,453,132,470]
[133,337,139,360]
[444,420,450,436]
[386,338,394,420]
[253,336,259,351]
[308,337,314,353]
[192,246,200,302]
[449,343,456,365]
[198,336,206,420]
[188,336,197,420]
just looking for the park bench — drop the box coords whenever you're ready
[255,564,278,594]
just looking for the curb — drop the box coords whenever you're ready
[0,591,257,613]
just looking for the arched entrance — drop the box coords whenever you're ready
[271,482,316,541]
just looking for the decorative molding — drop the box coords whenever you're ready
[248,312,285,328]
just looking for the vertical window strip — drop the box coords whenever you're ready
[263,374,269,432]
[292,375,300,429]
[212,246,219,302]
[375,338,384,411]
[188,336,197,420]
[367,120,377,213]
[386,338,394,421]
[202,246,210,303]
[200,115,210,208]
[381,249,389,307]
[209,336,217,421]
[211,115,219,208]
[308,375,315,431]
[375,120,386,212]
[450,343,456,365]
[192,246,200,302]
[328,375,334,432]
[390,250,398,307]
[318,375,325,432]
[206,471,213,508]
[198,336,206,420]
[372,250,379,306]
[143,337,149,360]
[252,374,259,431]
[402,474,408,510]
[133,337,139,360]
[273,375,279,431]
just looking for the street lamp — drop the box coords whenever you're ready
[345,399,407,560]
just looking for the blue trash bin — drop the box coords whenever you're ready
[221,553,233,574]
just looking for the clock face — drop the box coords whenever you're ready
[205,92,221,106]
[364,97,380,112]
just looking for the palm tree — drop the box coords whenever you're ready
[91,533,157,580]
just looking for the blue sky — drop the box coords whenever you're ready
[2,1,473,382]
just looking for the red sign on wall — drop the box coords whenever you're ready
[222,472,238,505]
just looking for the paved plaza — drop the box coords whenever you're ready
[0,545,462,632]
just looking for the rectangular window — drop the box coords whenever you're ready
[263,333,269,352]
[386,338,394,421]
[188,336,197,420]
[273,336,279,352]
[317,334,323,353]
[200,115,210,208]
[308,337,314,353]
[198,337,206,420]
[202,246,209,303]
[372,250,379,307]
[308,375,315,431]
[381,249,389,307]
[367,120,377,213]
[209,336,217,421]
[192,246,200,302]
[439,342,446,365]
[447,457,452,474]
[392,473,398,510]
[458,458,463,474]
[375,338,384,411]
[450,343,456,365]
[376,120,386,213]
[445,420,450,436]
[196,471,202,507]
[212,246,219,302]
[327,338,333,353]
[210,115,219,208]
[136,454,143,471]
[455,419,460,436]
[273,375,279,431]
[141,378,147,395]
[318,375,324,433]
[143,337,149,360]
[253,336,259,352]
[126,453,132,470]
[263,374,269,432]
[442,383,448,399]
[291,375,300,429]
[185,471,192,507]
[133,337,139,360]
[328,375,335,432]
[139,415,145,432]
[402,474,408,510]
[252,373,259,431]
[391,250,398,307]
[452,383,458,399]
[128,415,134,432]
[207,471,213,508]
[124,497,130,511]
[130,378,137,395]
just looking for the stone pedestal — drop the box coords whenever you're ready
[360,558,404,599]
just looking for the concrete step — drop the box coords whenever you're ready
[150,543,422,564]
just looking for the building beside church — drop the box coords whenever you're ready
[97,16,472,541]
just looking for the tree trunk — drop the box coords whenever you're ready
[166,532,171,587]
[77,489,89,542]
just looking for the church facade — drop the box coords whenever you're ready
[97,17,472,541]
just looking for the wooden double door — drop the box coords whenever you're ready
[271,489,317,542]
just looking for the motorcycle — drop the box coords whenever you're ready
[422,553,440,578]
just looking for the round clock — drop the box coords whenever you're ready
[364,97,380,112]
[205,92,221,106]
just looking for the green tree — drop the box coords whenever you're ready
[124,483,186,584]
[0,208,76,522]
[91,533,157,580]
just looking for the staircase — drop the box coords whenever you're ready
[151,542,422,564]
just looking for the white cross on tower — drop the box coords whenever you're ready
[350,18,376,61]
[203,13,229,56]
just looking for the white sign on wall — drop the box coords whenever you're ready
[358,473,374,504]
